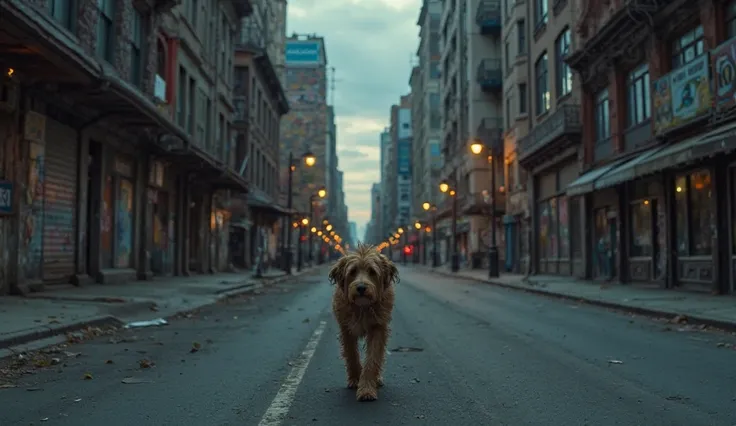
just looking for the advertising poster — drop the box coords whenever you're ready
[653,54,711,135]
[712,38,736,108]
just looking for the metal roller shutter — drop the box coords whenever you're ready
[43,119,78,282]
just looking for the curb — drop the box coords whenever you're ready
[0,266,324,354]
[419,267,736,332]
[0,316,125,351]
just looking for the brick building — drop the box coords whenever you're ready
[564,0,736,295]
[0,0,252,294]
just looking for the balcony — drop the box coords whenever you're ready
[236,21,265,53]
[476,0,502,35]
[476,117,503,153]
[517,105,582,167]
[460,191,506,216]
[476,59,502,92]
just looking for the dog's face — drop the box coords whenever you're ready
[329,245,398,307]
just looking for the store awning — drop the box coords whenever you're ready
[634,121,736,177]
[566,159,627,197]
[594,145,667,191]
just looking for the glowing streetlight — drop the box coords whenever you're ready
[422,202,431,211]
[414,222,421,230]
[303,151,316,167]
[470,140,484,155]
[311,227,317,233]
[301,217,309,226]
[317,187,327,198]
[439,182,449,193]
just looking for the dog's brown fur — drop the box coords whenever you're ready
[329,243,398,401]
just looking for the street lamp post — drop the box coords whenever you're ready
[284,150,316,275]
[470,140,499,278]
[439,182,459,272]
[422,202,439,267]
[308,187,327,266]
[414,221,422,264]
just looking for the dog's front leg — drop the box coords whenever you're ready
[339,327,361,389]
[357,326,388,401]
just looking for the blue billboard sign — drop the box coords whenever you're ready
[285,41,321,64]
[398,139,411,176]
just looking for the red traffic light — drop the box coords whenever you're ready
[403,246,412,255]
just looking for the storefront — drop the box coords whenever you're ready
[148,160,174,276]
[625,176,666,283]
[101,155,136,270]
[535,161,578,275]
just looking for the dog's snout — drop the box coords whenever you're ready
[356,283,367,295]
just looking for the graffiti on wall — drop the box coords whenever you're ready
[115,179,134,268]
[22,141,45,279]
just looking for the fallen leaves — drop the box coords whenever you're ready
[139,359,154,369]
[83,372,93,380]
[190,342,202,353]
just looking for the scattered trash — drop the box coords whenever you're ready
[670,315,687,324]
[74,398,82,402]
[64,351,81,358]
[26,387,43,392]
[190,342,202,353]
[410,378,420,383]
[41,417,49,422]
[139,359,153,369]
[105,359,114,364]
[121,377,151,384]
[0,384,17,389]
[50,358,61,365]
[83,373,93,380]
[124,318,168,329]
[416,414,426,419]
[390,347,424,353]
[608,359,624,365]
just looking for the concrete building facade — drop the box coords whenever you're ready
[0,0,252,294]
[436,0,504,269]
[231,0,289,270]
[379,129,393,240]
[560,0,736,296]
[412,0,444,224]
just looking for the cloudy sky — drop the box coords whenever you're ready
[286,0,420,240]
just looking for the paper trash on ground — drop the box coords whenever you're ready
[124,318,168,329]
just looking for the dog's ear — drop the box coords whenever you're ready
[328,256,348,287]
[380,254,399,287]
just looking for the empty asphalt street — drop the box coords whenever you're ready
[2,267,735,426]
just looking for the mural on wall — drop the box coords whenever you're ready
[115,179,134,268]
[101,177,114,268]
[22,141,45,279]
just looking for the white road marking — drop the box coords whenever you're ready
[257,320,328,426]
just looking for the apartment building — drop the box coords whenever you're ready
[503,0,577,275]
[229,0,290,269]
[366,183,382,244]
[562,0,736,296]
[437,0,503,270]
[390,96,413,229]
[379,129,393,240]
[0,0,251,294]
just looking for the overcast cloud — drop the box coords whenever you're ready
[287,0,420,240]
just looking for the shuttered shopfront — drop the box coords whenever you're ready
[43,119,79,282]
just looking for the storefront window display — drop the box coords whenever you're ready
[594,207,610,277]
[630,199,653,257]
[538,196,569,261]
[675,170,714,256]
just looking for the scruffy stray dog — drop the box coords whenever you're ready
[329,243,398,401]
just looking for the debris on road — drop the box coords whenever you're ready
[124,318,168,329]
[139,359,153,369]
[608,359,624,365]
[390,347,424,353]
[190,342,202,353]
[83,373,93,380]
[121,377,151,384]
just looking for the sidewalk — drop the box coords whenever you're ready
[411,264,736,330]
[0,266,323,353]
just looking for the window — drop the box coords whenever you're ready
[594,89,610,141]
[505,96,512,129]
[429,61,441,78]
[534,53,549,115]
[676,171,714,256]
[555,28,572,98]
[627,64,651,126]
[630,199,653,257]
[504,41,511,72]
[519,83,527,114]
[96,0,115,61]
[188,77,195,135]
[535,0,548,28]
[672,26,704,68]
[728,1,736,39]
[177,66,186,126]
[130,9,144,87]
[50,0,73,30]
[517,19,526,55]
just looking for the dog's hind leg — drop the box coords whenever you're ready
[357,326,389,401]
[339,327,361,389]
